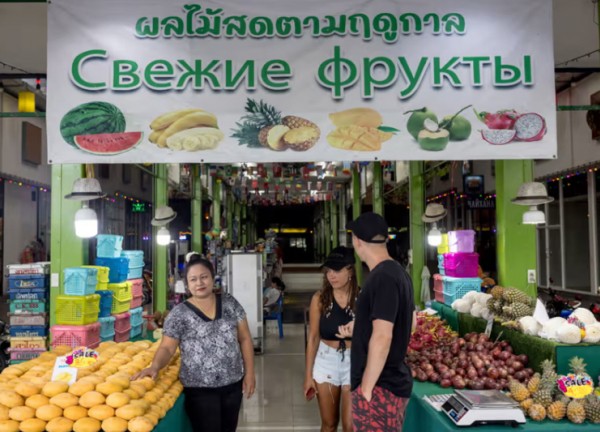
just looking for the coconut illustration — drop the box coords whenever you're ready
[441,114,471,140]
[418,119,450,151]
[405,107,438,140]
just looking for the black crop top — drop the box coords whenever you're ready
[319,298,354,341]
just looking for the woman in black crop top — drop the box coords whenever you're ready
[304,246,359,432]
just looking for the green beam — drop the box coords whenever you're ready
[226,190,233,243]
[496,160,537,296]
[352,166,363,284]
[409,162,425,308]
[191,165,203,254]
[557,105,600,111]
[373,162,384,216]
[331,198,339,247]
[212,179,222,230]
[152,164,168,313]
[50,164,86,327]
[0,112,46,118]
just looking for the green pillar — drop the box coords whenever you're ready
[241,205,247,246]
[373,162,384,216]
[50,164,86,327]
[191,165,203,254]
[234,200,241,247]
[496,160,536,296]
[409,162,425,307]
[212,179,221,230]
[352,166,363,283]
[331,198,339,247]
[153,164,168,313]
[226,190,233,243]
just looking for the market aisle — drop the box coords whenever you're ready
[238,323,336,431]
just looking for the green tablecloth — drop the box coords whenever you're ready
[430,301,600,377]
[404,381,600,431]
[154,394,191,432]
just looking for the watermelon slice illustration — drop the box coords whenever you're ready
[74,132,143,155]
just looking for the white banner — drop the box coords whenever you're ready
[47,0,556,164]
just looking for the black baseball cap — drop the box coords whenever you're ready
[347,212,388,243]
[322,246,356,270]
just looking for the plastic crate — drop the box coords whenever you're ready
[127,265,144,280]
[8,288,47,301]
[98,316,116,339]
[433,274,445,303]
[81,265,110,284]
[10,337,47,350]
[9,349,45,363]
[130,324,142,339]
[7,275,48,289]
[51,322,101,349]
[437,233,449,255]
[64,267,98,296]
[129,279,143,297]
[96,234,124,258]
[448,230,476,253]
[442,276,482,304]
[130,295,143,309]
[443,252,479,278]
[437,255,445,276]
[97,290,113,318]
[112,298,131,314]
[108,282,132,303]
[55,294,100,326]
[115,327,131,343]
[95,257,129,283]
[129,307,143,327]
[6,262,50,276]
[10,300,47,314]
[9,313,47,327]
[113,312,131,333]
[101,332,115,342]
[9,326,47,338]
[121,250,144,268]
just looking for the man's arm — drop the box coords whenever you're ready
[360,319,394,401]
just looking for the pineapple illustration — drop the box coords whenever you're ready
[232,99,282,148]
[509,379,530,402]
[567,399,586,424]
[282,115,319,130]
[528,404,547,421]
[584,394,600,424]
[547,400,567,421]
[527,373,541,394]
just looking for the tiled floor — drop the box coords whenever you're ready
[238,323,332,431]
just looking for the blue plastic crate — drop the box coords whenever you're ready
[97,290,113,318]
[99,316,116,339]
[121,250,144,268]
[95,257,129,283]
[130,323,142,339]
[129,307,143,327]
[101,333,115,342]
[64,267,98,296]
[7,275,48,289]
[442,276,481,304]
[9,288,47,301]
[96,234,124,258]
[438,254,445,275]
[127,265,144,280]
[10,326,48,338]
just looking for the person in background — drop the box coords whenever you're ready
[133,253,256,432]
[304,246,359,432]
[338,212,415,432]
[263,276,285,315]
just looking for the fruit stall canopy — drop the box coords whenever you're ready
[47,0,556,164]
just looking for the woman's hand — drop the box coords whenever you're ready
[303,377,318,401]
[336,320,355,339]
[131,366,159,381]
[243,373,256,399]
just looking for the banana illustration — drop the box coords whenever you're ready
[156,111,219,148]
[149,108,205,131]
[148,130,163,144]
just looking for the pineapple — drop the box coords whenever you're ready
[486,297,497,313]
[509,379,530,402]
[556,394,571,405]
[282,115,319,130]
[502,302,533,319]
[528,404,547,421]
[585,394,600,424]
[527,373,541,394]
[232,98,282,148]
[540,359,558,387]
[567,399,586,424]
[502,287,534,306]
[520,398,534,413]
[569,356,590,379]
[490,285,504,300]
[533,382,555,408]
[547,400,567,421]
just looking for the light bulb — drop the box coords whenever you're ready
[74,205,98,238]
[157,226,171,245]
[427,224,442,247]
[523,206,546,225]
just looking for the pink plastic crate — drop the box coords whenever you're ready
[50,322,100,349]
[433,274,445,303]
[129,279,143,297]
[10,349,46,363]
[130,295,143,309]
[113,312,131,333]
[443,252,479,278]
[115,327,131,343]
[448,230,475,253]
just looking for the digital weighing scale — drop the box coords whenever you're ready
[441,390,526,427]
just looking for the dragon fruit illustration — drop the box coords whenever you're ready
[481,129,516,145]
[514,113,546,142]
[474,109,518,129]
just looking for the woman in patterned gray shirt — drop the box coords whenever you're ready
[133,253,256,431]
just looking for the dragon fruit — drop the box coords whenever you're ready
[514,113,546,142]
[474,109,518,129]
[481,129,516,145]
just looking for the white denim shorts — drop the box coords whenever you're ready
[312,341,351,387]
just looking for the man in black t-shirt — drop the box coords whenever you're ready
[338,212,415,432]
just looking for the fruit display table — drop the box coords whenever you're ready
[404,381,600,431]
[153,395,192,432]
[430,301,600,378]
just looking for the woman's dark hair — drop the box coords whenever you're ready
[184,253,215,284]
[319,266,359,315]
[271,276,285,291]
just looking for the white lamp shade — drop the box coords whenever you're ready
[157,226,171,245]
[523,206,546,225]
[74,206,98,238]
[427,225,443,247]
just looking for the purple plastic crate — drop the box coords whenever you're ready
[443,252,479,278]
[448,230,475,253]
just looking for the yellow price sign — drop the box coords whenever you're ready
[558,374,594,399]
[65,347,99,369]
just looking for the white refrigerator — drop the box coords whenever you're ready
[224,252,264,353]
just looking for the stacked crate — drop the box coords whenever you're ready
[6,262,50,363]
[435,230,482,304]
[122,250,145,339]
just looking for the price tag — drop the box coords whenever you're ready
[66,347,99,368]
[558,374,594,399]
[485,316,494,337]
[52,357,78,385]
